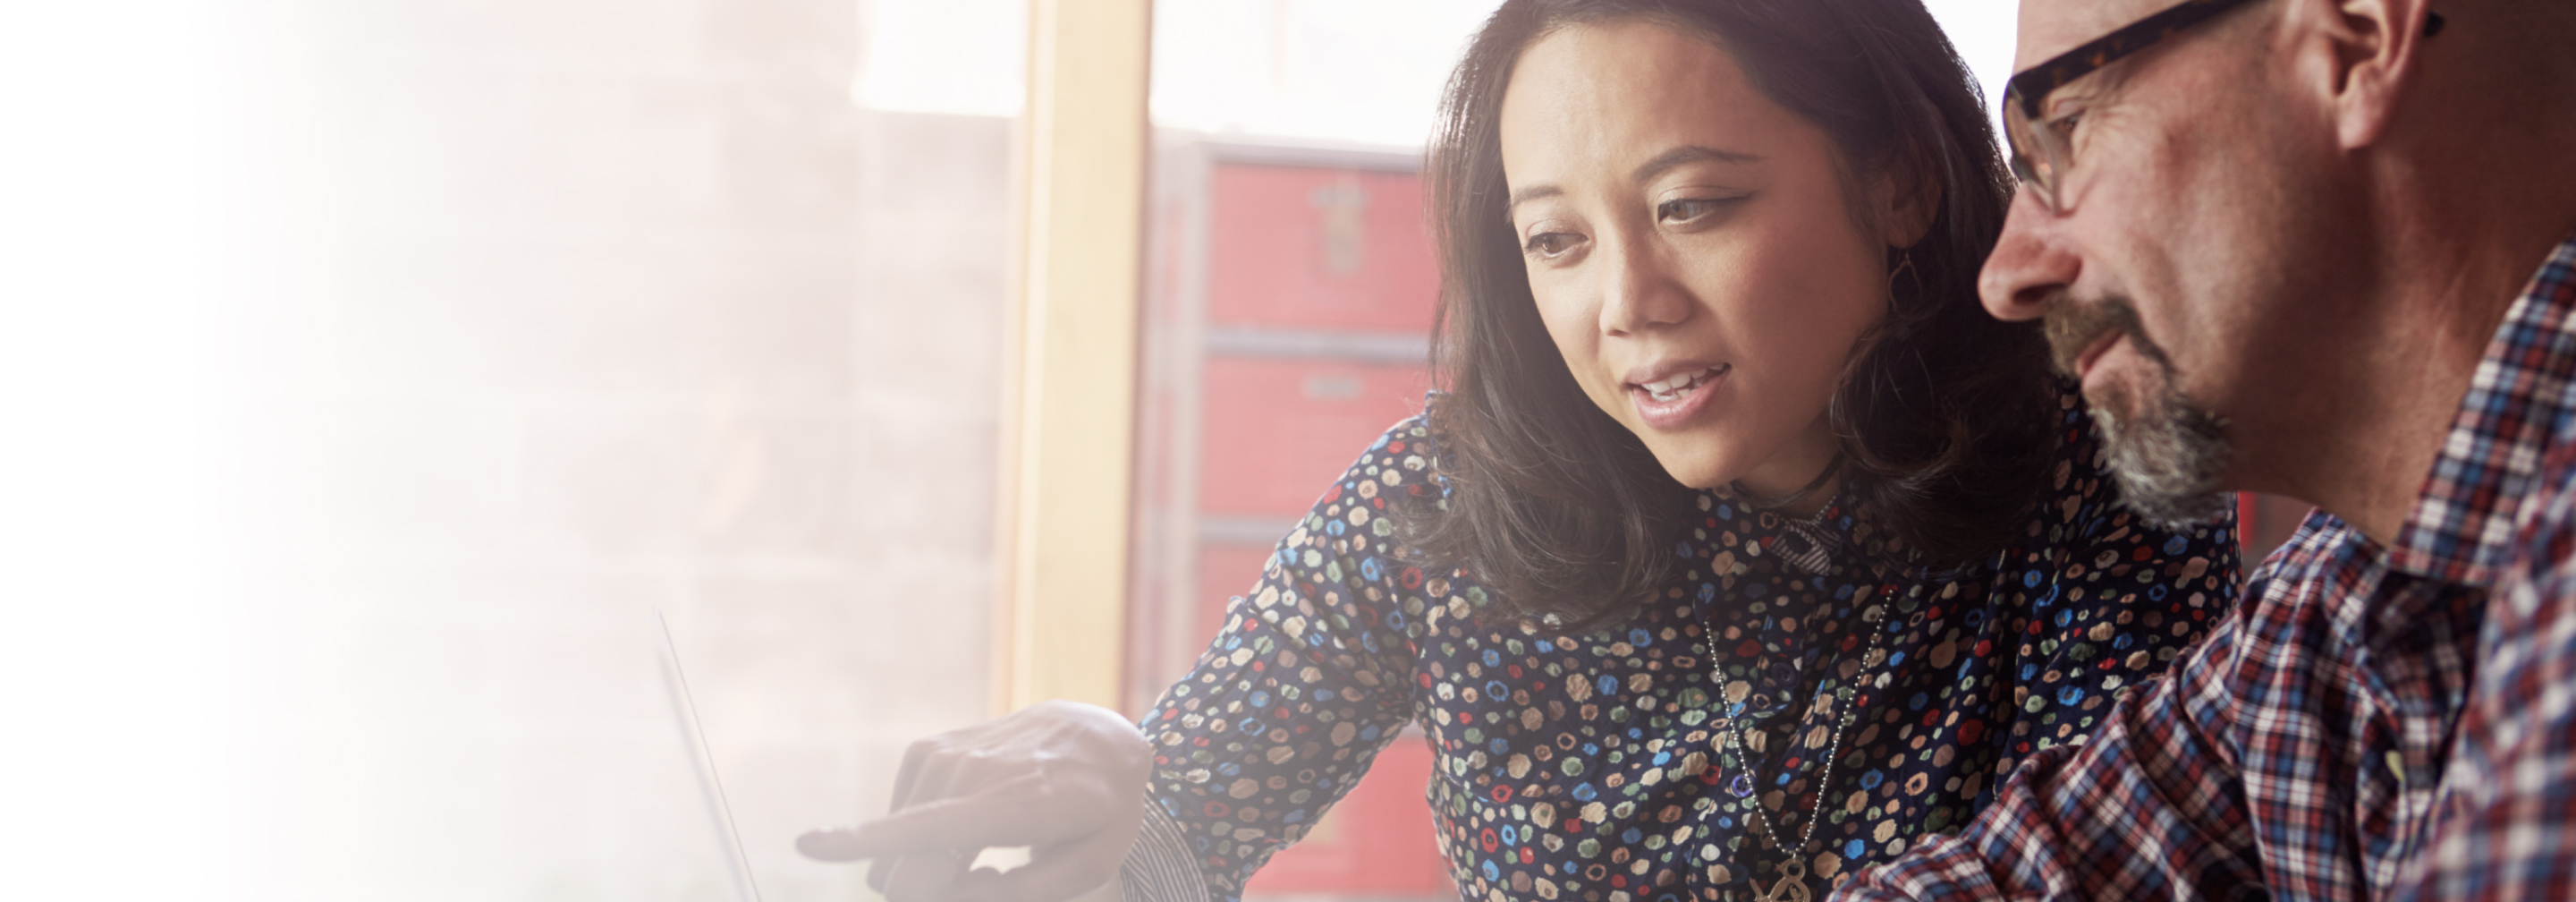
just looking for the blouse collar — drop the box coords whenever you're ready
[1692,488,1872,579]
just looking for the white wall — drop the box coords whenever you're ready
[215,0,1017,895]
[7,0,1017,899]
[1924,0,2023,129]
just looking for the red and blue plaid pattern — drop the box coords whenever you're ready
[2402,240,2576,902]
[1835,235,2576,902]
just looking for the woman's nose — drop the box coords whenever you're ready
[1598,234,1690,335]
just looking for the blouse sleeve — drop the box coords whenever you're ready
[1135,416,1445,902]
[1987,413,2243,795]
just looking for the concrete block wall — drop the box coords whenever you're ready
[226,1,1012,898]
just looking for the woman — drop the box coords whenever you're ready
[803,2,2241,900]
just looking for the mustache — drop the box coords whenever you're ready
[2040,291,2174,378]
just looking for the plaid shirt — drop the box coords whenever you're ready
[2403,242,2576,901]
[1837,235,2576,902]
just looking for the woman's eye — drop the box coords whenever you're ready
[1656,198,1733,224]
[1523,232,1578,257]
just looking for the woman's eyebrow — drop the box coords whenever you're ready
[1632,145,1762,183]
[1507,184,1563,215]
[1504,144,1760,217]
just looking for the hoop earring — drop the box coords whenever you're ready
[1886,249,1923,303]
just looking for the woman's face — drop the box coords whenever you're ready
[1498,21,1915,495]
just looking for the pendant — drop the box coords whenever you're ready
[1750,858,1811,902]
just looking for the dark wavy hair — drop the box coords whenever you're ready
[1410,0,2055,629]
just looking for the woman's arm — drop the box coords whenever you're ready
[1132,417,1439,902]
[801,417,1439,902]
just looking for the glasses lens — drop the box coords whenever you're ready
[2001,99,2061,212]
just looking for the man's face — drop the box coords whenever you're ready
[1986,0,2351,524]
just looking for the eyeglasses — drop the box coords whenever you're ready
[2001,0,2263,213]
[2003,0,2445,214]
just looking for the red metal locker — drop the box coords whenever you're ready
[1135,140,1455,902]
[1195,356,1430,518]
[1207,165,1441,333]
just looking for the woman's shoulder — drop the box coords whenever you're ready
[1335,396,1450,488]
[2033,380,2119,528]
[1282,401,1452,554]
[2021,379,2240,566]
[1332,404,1442,489]
[1369,404,1441,459]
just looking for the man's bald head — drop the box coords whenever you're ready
[2012,0,2173,70]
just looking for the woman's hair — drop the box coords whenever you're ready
[1411,0,2055,630]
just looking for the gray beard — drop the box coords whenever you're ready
[2043,292,2234,529]
[2090,382,2233,529]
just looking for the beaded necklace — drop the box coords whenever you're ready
[1703,498,1886,902]
[1715,610,1883,902]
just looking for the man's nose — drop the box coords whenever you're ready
[1979,191,2080,322]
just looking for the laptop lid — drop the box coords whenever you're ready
[657,609,765,902]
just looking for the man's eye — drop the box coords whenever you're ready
[2046,111,2084,137]
[1524,232,1578,256]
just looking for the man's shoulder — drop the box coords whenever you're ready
[2498,380,2576,591]
[2412,348,2576,837]
[2493,434,2576,613]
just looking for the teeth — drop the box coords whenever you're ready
[1642,370,1700,394]
[1640,365,1726,400]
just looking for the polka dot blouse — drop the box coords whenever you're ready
[1138,392,2241,902]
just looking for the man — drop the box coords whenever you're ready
[1837,0,2576,899]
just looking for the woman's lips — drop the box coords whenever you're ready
[1627,363,1730,430]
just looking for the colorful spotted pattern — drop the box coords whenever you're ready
[1140,392,2241,902]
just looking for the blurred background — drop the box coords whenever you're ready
[4,3,2286,901]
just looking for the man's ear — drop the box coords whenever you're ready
[2291,0,2437,149]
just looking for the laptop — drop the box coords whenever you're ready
[657,609,765,902]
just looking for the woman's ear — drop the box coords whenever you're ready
[1873,157,1940,250]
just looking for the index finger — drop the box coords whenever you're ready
[797,787,1095,861]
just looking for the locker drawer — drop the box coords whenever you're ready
[1197,356,1431,518]
[1210,164,1441,334]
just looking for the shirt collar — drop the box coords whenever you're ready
[2385,236,2576,585]
[1694,489,1862,579]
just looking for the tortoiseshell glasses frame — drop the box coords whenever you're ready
[2003,0,2446,213]
[2000,0,2266,213]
